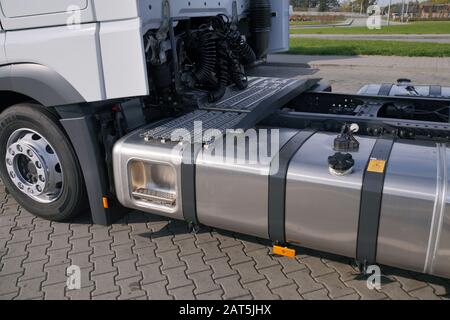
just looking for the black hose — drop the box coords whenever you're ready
[187,14,255,102]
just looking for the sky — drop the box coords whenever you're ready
[367,0,426,6]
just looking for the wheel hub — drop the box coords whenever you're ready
[5,129,64,203]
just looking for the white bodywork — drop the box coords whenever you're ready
[0,0,289,104]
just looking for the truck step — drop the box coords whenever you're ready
[141,76,319,143]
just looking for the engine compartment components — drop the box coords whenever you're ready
[182,14,256,102]
[249,0,272,59]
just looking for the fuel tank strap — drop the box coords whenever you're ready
[429,85,442,97]
[378,84,393,96]
[356,137,395,267]
[268,129,317,244]
[181,144,203,226]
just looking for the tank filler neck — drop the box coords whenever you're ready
[334,123,360,152]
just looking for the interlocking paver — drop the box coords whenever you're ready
[69,236,92,255]
[28,230,52,248]
[315,272,356,299]
[20,259,47,281]
[43,264,69,287]
[222,245,253,266]
[67,286,94,300]
[325,259,359,282]
[46,248,70,267]
[180,252,210,275]
[272,284,303,300]
[47,233,71,252]
[69,251,92,269]
[207,256,237,280]
[188,269,221,295]
[345,279,387,300]
[196,289,224,300]
[299,256,335,278]
[272,255,306,274]
[302,288,331,300]
[286,268,324,294]
[134,245,159,266]
[92,290,120,300]
[1,256,26,276]
[232,261,265,284]
[0,272,22,296]
[139,262,166,285]
[117,275,146,300]
[247,248,279,270]
[164,266,193,290]
[25,244,50,263]
[114,258,141,281]
[16,276,45,300]
[378,281,418,300]
[158,249,185,271]
[197,240,226,261]
[42,282,68,300]
[244,280,280,300]
[215,274,251,300]
[91,271,119,297]
[176,237,202,257]
[169,285,196,300]
[409,286,442,300]
[259,265,294,290]
[142,280,173,300]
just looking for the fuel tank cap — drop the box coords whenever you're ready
[328,152,355,176]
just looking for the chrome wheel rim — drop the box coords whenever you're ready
[5,129,64,204]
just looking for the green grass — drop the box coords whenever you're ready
[290,21,450,35]
[290,19,345,26]
[289,38,450,57]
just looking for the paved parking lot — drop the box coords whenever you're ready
[2,55,450,300]
[1,185,449,300]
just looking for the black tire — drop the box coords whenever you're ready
[0,103,87,221]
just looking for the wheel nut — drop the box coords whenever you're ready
[6,159,12,166]
[17,145,23,152]
[8,148,15,156]
[18,182,23,189]
[27,150,33,157]
[35,161,42,169]
[39,175,45,182]
[36,185,42,192]
[10,171,15,178]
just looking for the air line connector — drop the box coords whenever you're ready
[334,123,360,152]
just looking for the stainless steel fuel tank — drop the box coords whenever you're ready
[195,128,298,239]
[285,133,376,259]
[113,125,450,279]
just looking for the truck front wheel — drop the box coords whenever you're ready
[0,103,86,221]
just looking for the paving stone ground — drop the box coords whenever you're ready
[2,57,450,300]
[1,188,449,300]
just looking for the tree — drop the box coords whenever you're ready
[317,0,340,11]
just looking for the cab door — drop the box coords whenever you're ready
[0,0,88,18]
[268,0,290,53]
[0,0,94,30]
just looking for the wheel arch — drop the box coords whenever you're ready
[0,63,86,111]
